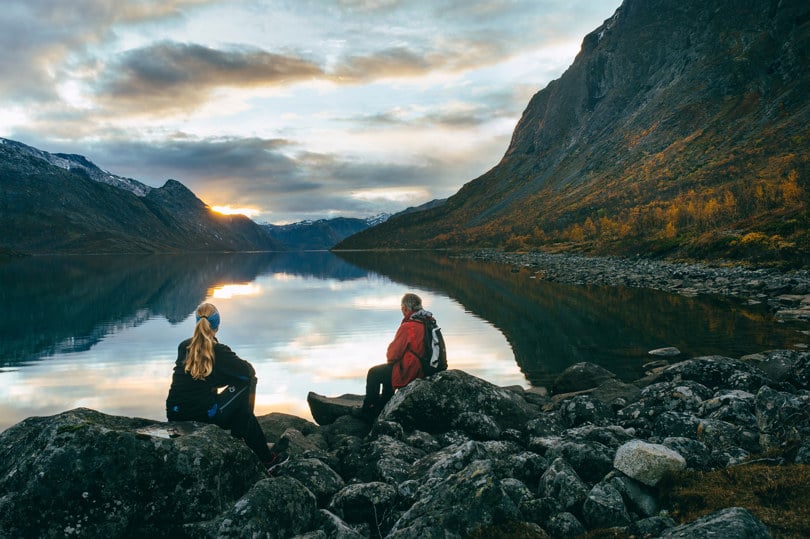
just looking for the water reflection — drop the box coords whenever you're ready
[337,251,807,386]
[0,251,805,432]
[0,252,364,366]
[0,252,519,431]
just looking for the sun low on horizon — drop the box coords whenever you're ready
[211,205,262,219]
[0,1,623,224]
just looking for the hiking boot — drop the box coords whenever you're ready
[351,405,377,422]
[264,451,289,475]
[271,436,290,454]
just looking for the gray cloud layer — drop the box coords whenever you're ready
[3,0,622,222]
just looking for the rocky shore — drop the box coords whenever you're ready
[463,250,810,324]
[2,352,809,538]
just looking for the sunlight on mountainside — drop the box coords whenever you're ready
[211,205,260,218]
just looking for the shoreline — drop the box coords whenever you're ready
[462,250,810,325]
[3,355,808,538]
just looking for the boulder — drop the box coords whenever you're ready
[403,430,441,453]
[538,457,589,511]
[696,418,748,452]
[452,411,502,440]
[662,437,712,471]
[312,509,366,539]
[544,440,614,483]
[746,349,809,387]
[608,474,659,518]
[276,457,346,506]
[755,385,810,450]
[2,358,806,538]
[500,477,535,508]
[552,362,617,395]
[257,411,320,441]
[562,424,635,449]
[628,516,677,538]
[613,440,686,486]
[388,459,520,537]
[701,390,758,431]
[0,408,263,538]
[590,378,643,409]
[277,426,330,457]
[653,411,702,439]
[661,357,771,392]
[544,512,586,538]
[381,370,536,432]
[186,476,318,538]
[328,481,398,528]
[659,507,771,538]
[307,392,363,425]
[581,482,632,529]
[557,394,615,428]
[413,439,490,481]
[499,451,549,485]
[649,347,682,357]
[617,380,711,436]
[640,380,712,414]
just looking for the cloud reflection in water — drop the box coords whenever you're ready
[0,253,518,431]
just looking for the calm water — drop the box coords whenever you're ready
[1,251,806,431]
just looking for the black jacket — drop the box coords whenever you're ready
[165,338,256,421]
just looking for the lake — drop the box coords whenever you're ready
[0,251,805,432]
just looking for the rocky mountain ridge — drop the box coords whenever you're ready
[263,214,390,251]
[337,0,810,266]
[1,137,152,196]
[0,138,280,254]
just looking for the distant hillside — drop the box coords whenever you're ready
[337,0,810,266]
[263,215,389,251]
[0,138,281,254]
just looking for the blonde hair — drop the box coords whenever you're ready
[185,303,218,380]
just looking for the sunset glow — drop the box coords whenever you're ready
[0,1,622,224]
[211,205,261,218]
[210,283,262,299]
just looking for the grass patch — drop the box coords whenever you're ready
[660,463,810,538]
[468,521,549,538]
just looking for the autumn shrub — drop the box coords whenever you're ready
[660,463,810,538]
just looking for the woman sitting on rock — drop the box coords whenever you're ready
[165,302,287,472]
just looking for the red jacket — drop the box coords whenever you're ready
[387,316,425,389]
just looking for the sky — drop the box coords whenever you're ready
[1,0,621,224]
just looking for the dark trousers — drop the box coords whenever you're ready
[214,378,273,461]
[364,363,394,411]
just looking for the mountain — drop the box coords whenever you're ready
[0,138,281,254]
[263,214,389,251]
[337,0,810,266]
[262,198,441,251]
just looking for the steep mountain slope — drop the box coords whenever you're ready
[338,0,810,265]
[0,139,280,254]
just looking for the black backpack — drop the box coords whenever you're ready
[412,314,447,376]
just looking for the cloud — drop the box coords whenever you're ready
[95,41,324,114]
[0,0,218,103]
[328,33,511,83]
[2,0,624,224]
[61,134,431,214]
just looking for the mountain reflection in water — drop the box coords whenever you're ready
[0,252,365,365]
[337,251,805,386]
[0,251,804,431]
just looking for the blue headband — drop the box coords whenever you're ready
[196,310,220,330]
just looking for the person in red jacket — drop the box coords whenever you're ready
[358,293,427,419]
